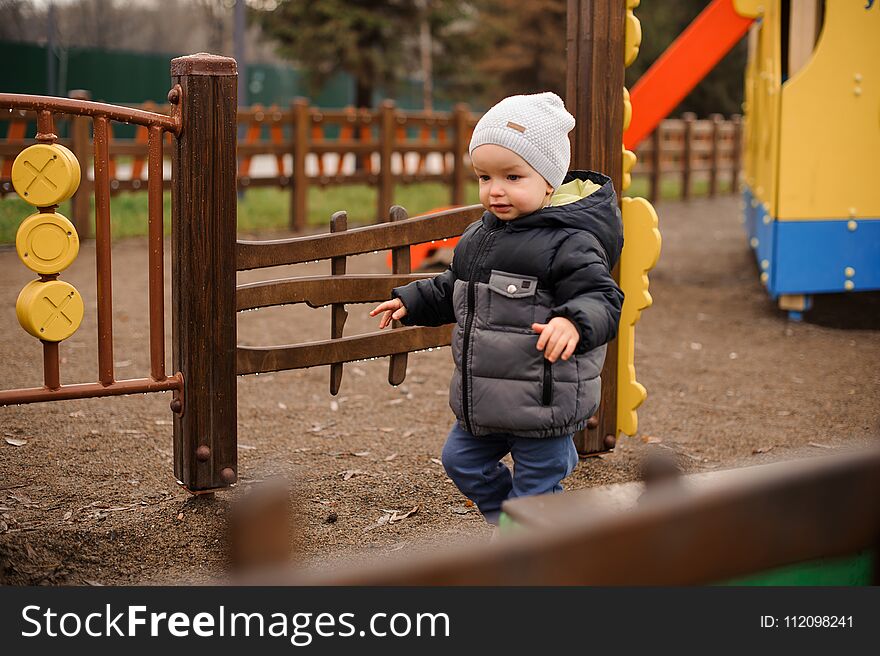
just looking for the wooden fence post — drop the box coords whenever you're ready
[329,211,348,395]
[709,113,722,197]
[681,112,696,200]
[731,113,743,194]
[566,0,625,455]
[170,53,238,492]
[69,89,92,239]
[290,98,309,232]
[378,99,396,220]
[451,103,469,206]
[649,122,662,204]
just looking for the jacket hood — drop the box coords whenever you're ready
[480,170,624,268]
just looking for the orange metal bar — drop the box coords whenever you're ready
[624,0,755,150]
[1,120,26,178]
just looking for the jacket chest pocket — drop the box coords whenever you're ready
[487,270,538,329]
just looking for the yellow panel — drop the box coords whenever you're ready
[15,212,80,275]
[733,0,765,19]
[16,279,85,342]
[616,197,661,438]
[749,0,782,212]
[623,87,632,132]
[742,26,759,187]
[777,1,880,220]
[11,144,81,207]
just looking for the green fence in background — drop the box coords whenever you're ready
[1,40,452,114]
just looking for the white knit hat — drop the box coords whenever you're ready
[468,92,576,190]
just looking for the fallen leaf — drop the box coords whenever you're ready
[4,437,28,447]
[430,458,443,466]
[388,398,404,405]
[451,506,473,515]
[10,492,32,505]
[388,506,419,524]
[752,446,774,454]
[379,427,394,433]
[384,453,398,462]
[277,402,287,410]
[641,435,662,444]
[239,444,257,450]
[464,500,474,508]
[176,512,184,521]
[63,511,73,521]
[69,410,85,418]
[402,430,414,439]
[808,442,834,449]
[352,451,370,457]
[341,469,368,481]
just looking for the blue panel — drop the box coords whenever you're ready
[743,187,758,243]
[772,220,880,295]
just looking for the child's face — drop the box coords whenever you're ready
[471,144,554,221]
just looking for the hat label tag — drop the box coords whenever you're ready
[506,121,526,133]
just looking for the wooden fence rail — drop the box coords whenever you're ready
[2,94,742,239]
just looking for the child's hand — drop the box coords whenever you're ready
[531,317,579,363]
[369,298,408,329]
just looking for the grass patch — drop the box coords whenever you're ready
[0,175,732,243]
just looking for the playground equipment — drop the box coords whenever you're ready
[0,0,663,489]
[739,0,880,318]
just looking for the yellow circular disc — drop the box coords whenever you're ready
[16,279,84,342]
[53,144,82,201]
[11,143,82,207]
[15,212,80,274]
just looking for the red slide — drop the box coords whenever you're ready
[624,0,755,150]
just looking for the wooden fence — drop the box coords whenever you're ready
[2,95,741,239]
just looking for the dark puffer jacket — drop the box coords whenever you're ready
[392,170,624,438]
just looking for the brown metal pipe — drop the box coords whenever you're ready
[42,341,60,390]
[0,374,182,407]
[0,93,178,133]
[35,110,56,144]
[147,125,166,380]
[93,116,114,385]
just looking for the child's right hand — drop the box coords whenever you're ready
[369,298,408,329]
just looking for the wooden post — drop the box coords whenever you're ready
[69,89,92,239]
[378,99,396,220]
[290,98,309,232]
[681,112,695,200]
[388,205,410,385]
[329,211,348,395]
[451,103,469,206]
[170,54,238,492]
[709,113,722,197]
[566,0,625,455]
[649,123,662,204]
[731,113,743,194]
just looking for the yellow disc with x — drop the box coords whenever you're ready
[16,279,85,342]
[16,212,80,274]
[11,143,81,207]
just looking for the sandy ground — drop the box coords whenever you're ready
[1,195,878,584]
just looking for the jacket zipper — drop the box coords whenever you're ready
[542,359,553,405]
[461,225,502,434]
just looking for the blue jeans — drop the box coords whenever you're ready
[441,422,579,525]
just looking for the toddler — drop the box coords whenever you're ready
[370,92,624,524]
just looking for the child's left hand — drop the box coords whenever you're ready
[531,317,580,362]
